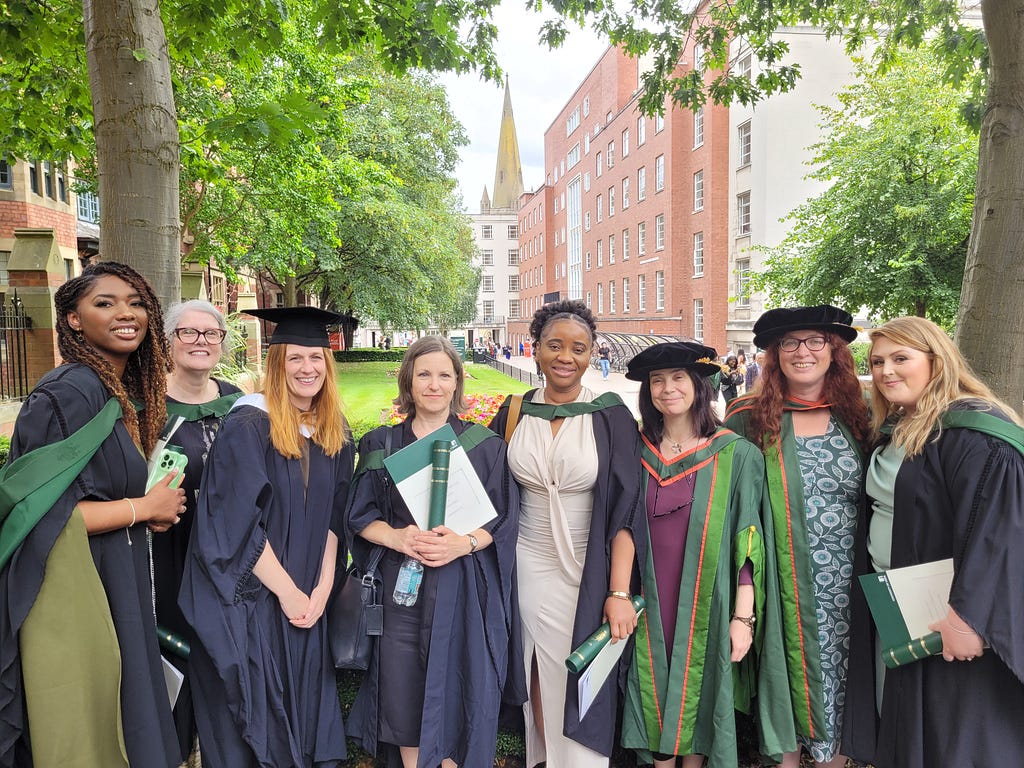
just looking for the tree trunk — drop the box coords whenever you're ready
[83,0,180,308]
[955,0,1024,413]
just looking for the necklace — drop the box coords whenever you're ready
[662,432,697,457]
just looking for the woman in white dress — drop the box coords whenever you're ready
[490,300,645,766]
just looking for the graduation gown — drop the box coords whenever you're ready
[724,394,863,743]
[842,401,1024,768]
[154,381,241,756]
[490,390,647,757]
[179,396,353,768]
[0,363,179,768]
[344,417,519,768]
[622,430,793,766]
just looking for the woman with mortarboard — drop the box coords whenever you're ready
[179,306,352,768]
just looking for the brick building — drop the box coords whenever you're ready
[514,40,730,352]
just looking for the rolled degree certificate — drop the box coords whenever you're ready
[566,594,646,674]
[428,439,451,530]
[882,631,944,669]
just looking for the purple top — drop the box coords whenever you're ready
[646,472,753,652]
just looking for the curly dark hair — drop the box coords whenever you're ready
[529,299,597,346]
[54,261,172,455]
[749,331,870,452]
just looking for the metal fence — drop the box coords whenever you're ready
[0,293,30,401]
[480,354,544,389]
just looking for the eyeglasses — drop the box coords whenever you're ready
[174,327,227,344]
[779,336,827,353]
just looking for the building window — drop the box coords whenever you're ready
[29,162,39,195]
[655,112,665,133]
[638,221,646,256]
[622,277,630,312]
[584,172,591,192]
[607,141,615,169]
[736,258,751,306]
[583,95,590,116]
[596,151,603,178]
[43,161,54,199]
[622,178,630,209]
[64,257,74,281]
[567,143,580,169]
[655,214,665,250]
[655,155,665,192]
[637,167,646,201]
[637,116,646,145]
[608,234,616,264]
[737,191,751,235]
[608,187,615,216]
[609,280,616,313]
[77,191,100,223]
[0,251,10,285]
[508,249,518,266]
[566,106,580,135]
[597,194,603,223]
[509,274,520,291]
[622,128,630,157]
[694,299,704,340]
[481,250,493,266]
[638,273,646,310]
[508,224,518,239]
[693,106,704,148]
[622,228,630,260]
[598,283,604,314]
[482,300,495,320]
[481,224,493,239]
[738,120,752,167]
[693,43,705,70]
[56,163,68,202]
[509,300,521,319]
[586,290,592,307]
[211,274,226,306]
[0,160,10,189]
[481,275,494,292]
[585,211,591,231]
[597,239,603,267]
[586,250,592,270]
[656,271,665,311]
[693,231,704,276]
[554,196,560,214]
[693,170,704,211]
[584,134,590,155]
[737,53,752,81]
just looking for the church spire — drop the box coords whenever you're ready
[490,76,524,211]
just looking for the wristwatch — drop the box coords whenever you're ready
[467,534,479,553]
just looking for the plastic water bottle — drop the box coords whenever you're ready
[392,556,424,606]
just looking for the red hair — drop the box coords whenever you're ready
[749,331,870,451]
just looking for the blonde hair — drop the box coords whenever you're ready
[868,316,1020,456]
[262,344,348,458]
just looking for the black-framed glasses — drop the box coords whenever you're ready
[779,335,827,353]
[174,327,227,344]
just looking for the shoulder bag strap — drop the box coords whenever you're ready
[504,393,524,443]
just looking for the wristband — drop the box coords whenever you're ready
[731,614,756,630]
[606,590,631,601]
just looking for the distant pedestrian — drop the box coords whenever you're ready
[598,342,611,379]
[519,341,525,356]
[745,351,765,392]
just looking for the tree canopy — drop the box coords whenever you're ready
[757,48,976,328]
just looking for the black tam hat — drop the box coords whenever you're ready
[245,306,342,348]
[752,305,858,349]
[625,341,721,381]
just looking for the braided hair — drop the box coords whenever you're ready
[54,262,172,455]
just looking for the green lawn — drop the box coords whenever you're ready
[336,361,529,438]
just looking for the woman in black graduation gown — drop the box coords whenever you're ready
[179,306,352,768]
[0,262,184,768]
[842,316,1024,768]
[153,299,242,759]
[345,335,519,768]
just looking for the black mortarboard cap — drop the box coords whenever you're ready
[625,341,722,381]
[752,304,859,348]
[245,306,342,347]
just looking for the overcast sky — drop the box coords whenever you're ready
[438,4,609,213]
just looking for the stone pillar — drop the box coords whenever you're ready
[7,228,64,388]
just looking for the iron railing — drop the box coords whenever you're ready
[0,293,31,401]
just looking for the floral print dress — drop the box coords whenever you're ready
[794,418,861,762]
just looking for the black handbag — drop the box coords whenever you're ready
[328,427,394,670]
[328,545,385,670]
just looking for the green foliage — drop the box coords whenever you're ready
[755,48,976,328]
[848,342,871,376]
[334,350,407,363]
[0,434,10,467]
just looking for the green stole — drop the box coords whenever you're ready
[881,408,1024,456]
[4,397,131,767]
[165,390,243,422]
[517,390,623,420]
[633,429,765,757]
[763,398,862,741]
[354,422,499,479]
[0,397,122,570]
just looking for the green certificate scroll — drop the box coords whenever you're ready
[428,440,450,529]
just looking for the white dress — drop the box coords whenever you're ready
[508,386,607,767]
